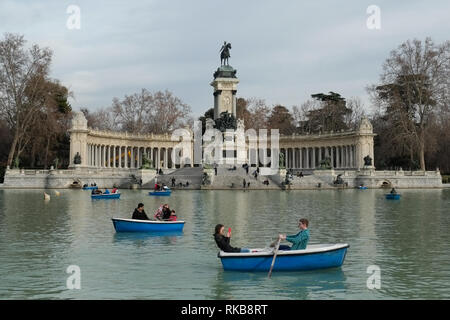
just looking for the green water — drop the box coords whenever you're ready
[0,188,449,299]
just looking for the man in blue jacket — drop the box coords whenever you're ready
[277,218,310,250]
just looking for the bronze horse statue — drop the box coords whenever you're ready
[220,41,231,66]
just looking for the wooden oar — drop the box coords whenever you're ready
[268,237,281,278]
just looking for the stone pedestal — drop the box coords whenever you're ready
[211,65,239,119]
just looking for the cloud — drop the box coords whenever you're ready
[1,0,449,117]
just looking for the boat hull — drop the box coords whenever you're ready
[149,191,172,196]
[83,186,98,190]
[385,194,401,200]
[219,244,349,272]
[112,218,185,232]
[91,193,121,199]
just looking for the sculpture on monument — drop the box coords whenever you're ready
[214,111,237,132]
[73,152,81,165]
[220,41,232,66]
[364,155,373,166]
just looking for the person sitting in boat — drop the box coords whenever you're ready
[112,187,118,194]
[390,187,397,194]
[213,224,250,253]
[83,184,88,188]
[168,210,177,221]
[104,188,110,194]
[132,203,150,220]
[154,204,170,220]
[93,189,102,194]
[162,204,171,220]
[276,218,310,251]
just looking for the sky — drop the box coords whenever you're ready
[1,0,449,118]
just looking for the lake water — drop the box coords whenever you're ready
[0,188,449,299]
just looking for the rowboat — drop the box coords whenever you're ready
[218,243,349,272]
[111,218,185,232]
[149,189,172,196]
[91,193,121,199]
[385,193,401,200]
[358,186,368,190]
[83,186,98,190]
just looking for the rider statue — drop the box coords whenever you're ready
[220,41,232,66]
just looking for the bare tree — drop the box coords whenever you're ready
[371,38,450,170]
[244,97,271,130]
[107,89,191,134]
[0,33,52,167]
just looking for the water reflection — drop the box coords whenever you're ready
[210,267,347,300]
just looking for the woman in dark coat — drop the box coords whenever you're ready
[214,224,249,253]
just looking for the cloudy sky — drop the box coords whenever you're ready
[1,0,449,117]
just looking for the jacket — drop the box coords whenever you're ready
[214,234,241,253]
[132,208,150,220]
[286,229,309,250]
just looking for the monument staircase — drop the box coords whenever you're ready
[146,167,203,190]
[207,165,281,190]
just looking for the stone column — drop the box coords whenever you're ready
[350,145,354,169]
[112,146,115,168]
[312,147,316,169]
[156,148,160,169]
[149,147,153,167]
[318,147,322,166]
[164,148,168,169]
[331,147,334,168]
[299,148,303,169]
[305,148,309,169]
[118,147,122,168]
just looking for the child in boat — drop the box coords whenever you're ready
[112,187,118,193]
[168,210,177,221]
[277,218,310,250]
[104,189,110,194]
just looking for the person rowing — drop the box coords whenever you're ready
[275,218,310,251]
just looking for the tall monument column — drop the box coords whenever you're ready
[211,41,239,119]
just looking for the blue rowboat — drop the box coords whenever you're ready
[111,218,185,232]
[91,193,121,199]
[83,186,98,190]
[218,243,349,272]
[149,190,172,196]
[358,186,368,190]
[385,193,401,200]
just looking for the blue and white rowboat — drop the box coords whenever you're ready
[149,190,172,196]
[385,193,401,200]
[218,243,349,272]
[83,186,98,190]
[91,193,121,199]
[112,218,185,232]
